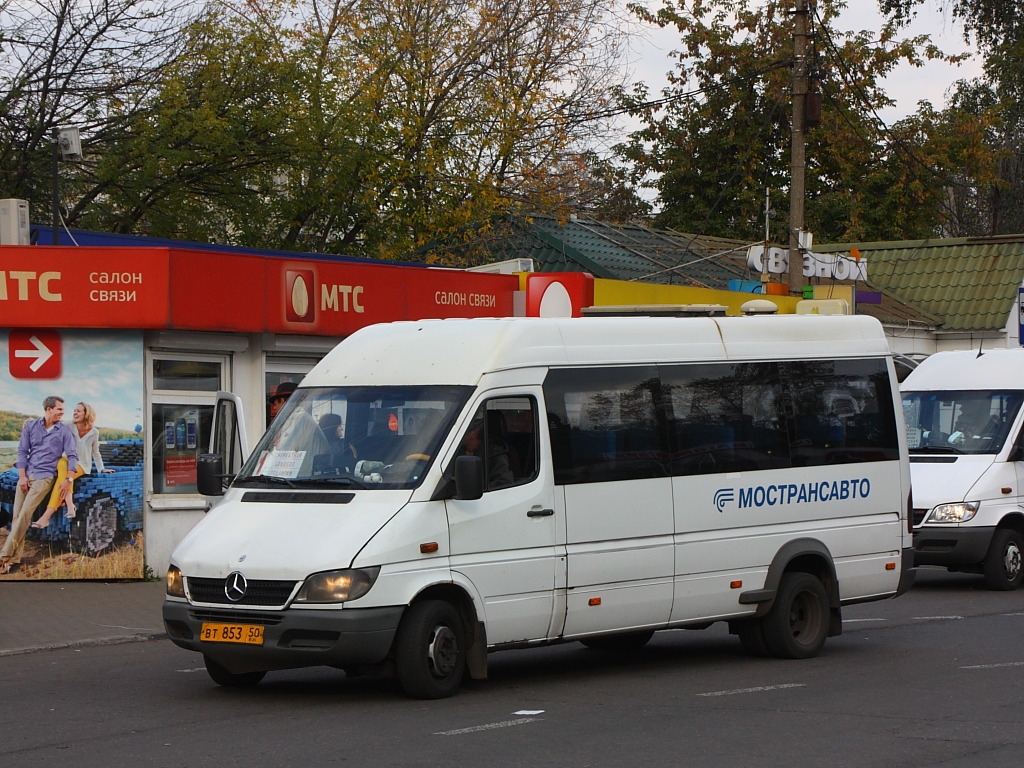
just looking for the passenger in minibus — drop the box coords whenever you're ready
[460,411,514,489]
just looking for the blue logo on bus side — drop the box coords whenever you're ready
[715,478,871,513]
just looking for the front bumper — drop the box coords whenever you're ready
[913,526,995,568]
[162,599,404,674]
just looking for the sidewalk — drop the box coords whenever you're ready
[0,579,167,656]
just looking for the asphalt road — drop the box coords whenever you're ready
[4,568,1023,768]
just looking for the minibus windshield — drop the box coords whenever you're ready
[902,389,1023,455]
[235,385,472,490]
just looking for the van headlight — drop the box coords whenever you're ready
[294,567,380,603]
[166,565,185,598]
[926,501,980,523]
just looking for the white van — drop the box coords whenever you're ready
[901,349,1024,589]
[163,315,913,698]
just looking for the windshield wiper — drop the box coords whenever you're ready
[910,445,966,455]
[298,476,369,490]
[241,474,298,487]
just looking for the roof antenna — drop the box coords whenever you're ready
[977,336,985,358]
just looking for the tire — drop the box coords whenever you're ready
[394,600,466,699]
[204,655,266,687]
[983,528,1024,591]
[580,630,654,651]
[736,621,771,657]
[761,572,830,659]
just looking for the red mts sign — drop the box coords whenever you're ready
[267,260,518,335]
[0,247,171,328]
[8,328,62,379]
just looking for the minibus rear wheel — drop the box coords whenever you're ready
[983,528,1024,590]
[204,655,266,687]
[761,572,829,659]
[394,600,466,699]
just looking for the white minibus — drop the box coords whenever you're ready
[901,349,1024,589]
[163,315,913,698]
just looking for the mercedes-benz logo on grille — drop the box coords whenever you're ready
[224,571,248,602]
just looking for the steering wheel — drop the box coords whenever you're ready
[405,453,431,461]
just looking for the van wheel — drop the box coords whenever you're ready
[580,630,654,651]
[761,573,829,659]
[394,600,466,699]
[204,655,266,687]
[983,528,1024,590]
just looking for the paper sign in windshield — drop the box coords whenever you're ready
[256,450,306,478]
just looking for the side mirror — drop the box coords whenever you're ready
[197,453,226,496]
[1011,444,1024,462]
[454,455,484,500]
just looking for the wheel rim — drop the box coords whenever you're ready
[426,624,459,678]
[788,590,823,645]
[1003,541,1022,580]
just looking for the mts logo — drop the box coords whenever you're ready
[285,269,365,323]
[0,270,63,301]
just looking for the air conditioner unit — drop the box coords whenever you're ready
[0,198,30,245]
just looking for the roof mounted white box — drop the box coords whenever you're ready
[0,198,30,245]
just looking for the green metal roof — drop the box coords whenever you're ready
[494,215,753,289]
[817,235,1024,332]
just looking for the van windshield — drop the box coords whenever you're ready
[901,390,1022,455]
[235,385,472,490]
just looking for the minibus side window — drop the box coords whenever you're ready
[544,366,665,484]
[456,397,539,491]
[782,358,899,466]
[661,362,788,476]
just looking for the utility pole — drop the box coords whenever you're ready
[788,0,809,296]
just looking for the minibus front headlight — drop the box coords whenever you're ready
[295,567,381,603]
[926,501,980,524]
[166,565,185,598]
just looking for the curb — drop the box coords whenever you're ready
[0,631,167,658]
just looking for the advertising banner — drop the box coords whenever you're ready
[0,329,144,580]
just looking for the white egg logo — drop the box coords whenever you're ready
[285,269,316,323]
[291,274,309,317]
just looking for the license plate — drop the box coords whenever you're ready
[200,622,264,645]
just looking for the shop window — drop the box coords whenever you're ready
[152,359,221,391]
[150,354,226,495]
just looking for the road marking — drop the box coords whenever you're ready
[960,661,1024,669]
[845,618,886,623]
[436,718,540,736]
[697,683,805,697]
[177,668,206,673]
[913,616,963,621]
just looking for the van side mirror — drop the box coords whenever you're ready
[454,455,484,500]
[1011,443,1024,462]
[197,453,226,496]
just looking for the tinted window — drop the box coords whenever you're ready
[662,362,788,475]
[544,366,665,483]
[543,358,899,483]
[783,359,900,466]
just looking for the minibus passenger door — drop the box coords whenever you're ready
[445,393,559,645]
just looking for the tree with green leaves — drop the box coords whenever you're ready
[27,0,638,259]
[0,0,197,229]
[879,0,1024,235]
[617,0,996,243]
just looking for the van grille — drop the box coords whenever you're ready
[187,577,297,607]
[912,508,928,527]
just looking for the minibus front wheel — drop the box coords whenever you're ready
[394,600,466,699]
[983,528,1024,590]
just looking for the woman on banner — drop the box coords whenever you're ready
[32,402,115,529]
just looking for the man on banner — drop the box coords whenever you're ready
[0,396,78,575]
